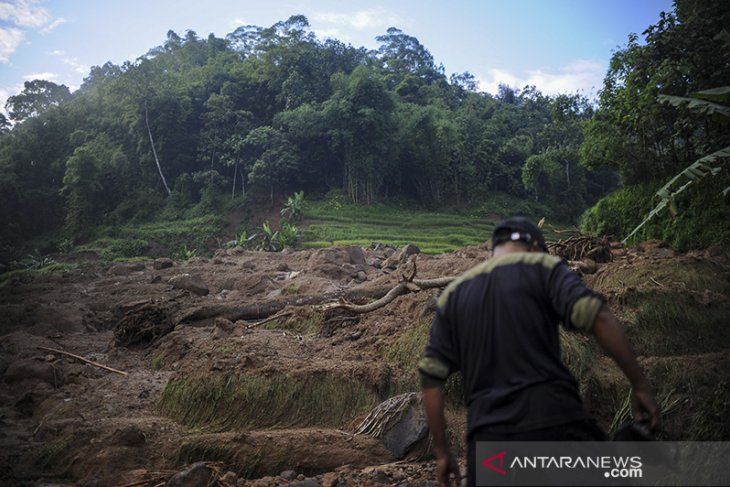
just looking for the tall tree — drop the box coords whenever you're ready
[5,80,71,122]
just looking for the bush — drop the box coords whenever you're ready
[580,176,730,251]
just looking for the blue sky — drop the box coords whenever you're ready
[1,0,673,110]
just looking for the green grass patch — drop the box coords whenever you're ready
[79,214,225,260]
[301,199,570,254]
[623,294,730,356]
[159,373,379,431]
[177,442,237,467]
[261,314,324,335]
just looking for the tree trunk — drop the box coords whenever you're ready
[231,163,237,199]
[144,102,172,196]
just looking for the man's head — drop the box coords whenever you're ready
[492,216,548,254]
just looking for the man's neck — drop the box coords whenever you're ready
[492,242,535,258]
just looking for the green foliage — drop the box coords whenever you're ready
[159,373,379,431]
[0,13,613,259]
[281,190,305,221]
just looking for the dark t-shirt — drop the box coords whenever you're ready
[419,252,605,437]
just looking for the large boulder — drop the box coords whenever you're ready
[355,392,428,458]
[166,462,213,487]
[307,246,367,279]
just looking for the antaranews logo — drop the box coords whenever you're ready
[482,451,507,475]
[480,450,643,480]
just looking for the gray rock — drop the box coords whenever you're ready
[153,258,174,270]
[358,392,428,459]
[280,470,298,481]
[4,358,64,387]
[169,274,209,296]
[401,244,421,256]
[166,462,213,487]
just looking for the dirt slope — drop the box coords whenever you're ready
[0,241,728,486]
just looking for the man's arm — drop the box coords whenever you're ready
[592,307,661,430]
[422,386,461,487]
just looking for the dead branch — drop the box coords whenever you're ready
[247,311,294,329]
[37,346,128,376]
[320,256,456,314]
[179,257,459,322]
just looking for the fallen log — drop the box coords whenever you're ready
[178,267,457,322]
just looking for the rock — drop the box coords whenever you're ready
[280,470,298,481]
[321,472,339,487]
[166,462,213,487]
[307,246,367,278]
[276,263,290,271]
[4,358,64,387]
[153,258,174,270]
[357,392,428,458]
[373,470,391,484]
[169,274,209,296]
[212,257,224,265]
[109,262,146,275]
[401,244,420,257]
[356,271,367,282]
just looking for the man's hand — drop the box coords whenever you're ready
[436,453,462,487]
[631,385,661,431]
[592,308,662,432]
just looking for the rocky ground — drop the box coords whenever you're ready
[1,239,728,486]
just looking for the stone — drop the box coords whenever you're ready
[4,358,64,387]
[169,274,209,296]
[153,258,174,270]
[321,472,339,487]
[356,271,368,282]
[280,470,298,481]
[166,462,213,487]
[401,244,421,257]
[358,392,428,458]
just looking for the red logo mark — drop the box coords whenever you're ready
[482,451,507,475]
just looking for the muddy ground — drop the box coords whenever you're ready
[1,240,728,486]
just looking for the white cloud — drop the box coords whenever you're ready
[312,8,402,31]
[477,59,605,97]
[23,71,59,82]
[41,16,66,34]
[0,26,24,62]
[0,0,51,28]
[50,49,87,75]
[312,27,347,42]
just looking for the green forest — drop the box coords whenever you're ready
[0,0,728,267]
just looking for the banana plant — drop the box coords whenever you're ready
[623,86,730,244]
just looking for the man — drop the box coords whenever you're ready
[418,217,660,487]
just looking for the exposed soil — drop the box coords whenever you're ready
[1,239,728,486]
